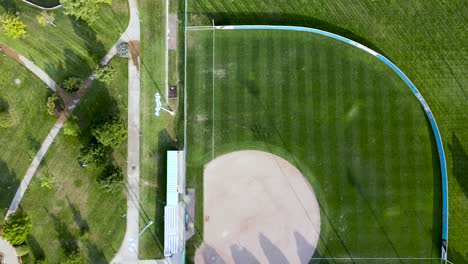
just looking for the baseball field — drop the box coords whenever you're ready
[185,28,442,262]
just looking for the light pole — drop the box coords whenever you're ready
[155,92,175,116]
[129,220,153,252]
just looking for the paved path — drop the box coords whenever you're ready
[111,0,141,263]
[0,238,19,264]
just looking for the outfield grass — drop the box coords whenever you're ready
[0,0,128,82]
[0,55,56,218]
[185,29,441,261]
[19,57,129,263]
[137,0,181,259]
[186,1,467,262]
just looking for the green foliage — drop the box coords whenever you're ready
[97,164,123,192]
[0,14,26,39]
[36,11,56,27]
[62,77,83,93]
[94,65,117,85]
[92,118,127,147]
[46,93,64,116]
[15,244,30,257]
[1,211,32,246]
[40,175,55,190]
[60,0,112,25]
[0,111,14,128]
[65,250,83,264]
[34,258,48,264]
[63,121,80,137]
[78,143,110,168]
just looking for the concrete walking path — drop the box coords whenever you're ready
[0,238,19,264]
[111,0,141,262]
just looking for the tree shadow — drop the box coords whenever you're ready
[69,17,107,63]
[83,240,107,264]
[192,12,389,58]
[0,160,19,218]
[294,231,316,264]
[0,97,8,112]
[0,0,16,12]
[27,235,45,261]
[258,233,289,264]
[65,196,89,236]
[44,47,91,83]
[198,243,225,264]
[44,207,79,256]
[230,244,259,264]
[448,133,468,199]
[26,133,41,152]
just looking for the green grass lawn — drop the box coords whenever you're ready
[19,57,129,263]
[137,0,181,259]
[0,55,56,218]
[186,1,468,262]
[0,0,128,82]
[185,29,441,262]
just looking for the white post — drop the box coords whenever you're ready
[129,220,153,251]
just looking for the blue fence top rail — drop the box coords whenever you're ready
[208,24,449,259]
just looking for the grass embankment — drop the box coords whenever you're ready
[20,58,129,263]
[0,0,128,82]
[0,55,56,218]
[138,0,182,259]
[186,29,440,261]
[187,1,467,262]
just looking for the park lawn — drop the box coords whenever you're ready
[0,55,56,218]
[0,0,128,82]
[185,29,441,261]
[186,1,467,262]
[19,57,129,263]
[137,0,183,259]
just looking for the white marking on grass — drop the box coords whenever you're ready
[211,20,216,160]
[14,79,21,85]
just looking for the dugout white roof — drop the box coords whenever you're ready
[164,151,181,257]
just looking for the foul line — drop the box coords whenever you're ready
[211,21,216,160]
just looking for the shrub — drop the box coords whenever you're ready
[78,143,110,168]
[15,244,30,256]
[1,211,32,246]
[46,94,64,116]
[94,65,117,85]
[63,121,80,137]
[36,11,56,27]
[0,111,14,128]
[40,175,55,190]
[97,164,123,192]
[92,118,127,147]
[62,78,83,93]
[0,14,26,39]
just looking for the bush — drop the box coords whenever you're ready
[46,94,64,116]
[62,78,83,93]
[94,65,117,85]
[0,14,26,39]
[63,121,80,137]
[92,118,127,147]
[97,164,123,192]
[78,143,110,168]
[15,244,30,257]
[0,111,14,128]
[40,175,55,190]
[1,211,32,246]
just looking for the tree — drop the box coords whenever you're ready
[60,0,112,25]
[0,14,26,39]
[63,121,80,137]
[92,118,127,147]
[62,77,83,93]
[0,111,14,128]
[94,65,117,85]
[37,11,56,27]
[97,164,123,192]
[46,93,64,116]
[1,211,32,246]
[78,143,110,168]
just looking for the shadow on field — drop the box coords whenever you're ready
[191,12,389,58]
[230,244,258,264]
[45,207,79,256]
[448,133,468,199]
[259,233,288,263]
[44,48,91,83]
[0,160,19,218]
[27,235,45,261]
[69,17,106,63]
[0,0,16,12]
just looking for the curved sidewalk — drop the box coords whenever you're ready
[0,238,19,264]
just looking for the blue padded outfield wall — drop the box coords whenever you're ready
[206,25,449,260]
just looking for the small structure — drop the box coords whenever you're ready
[168,85,177,98]
[164,151,181,257]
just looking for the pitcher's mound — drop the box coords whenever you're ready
[195,150,320,264]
